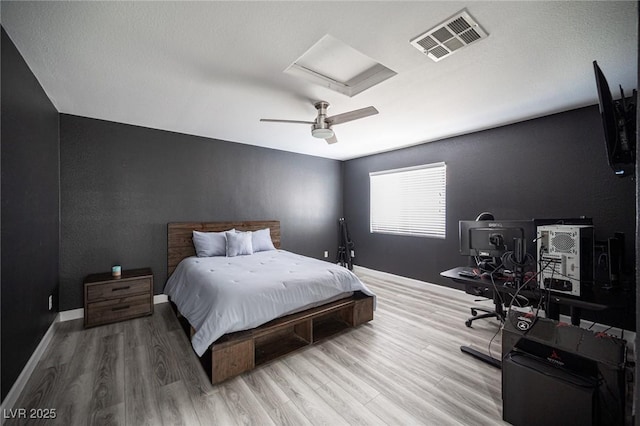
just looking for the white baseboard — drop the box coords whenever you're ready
[58,308,83,322]
[154,294,168,304]
[57,294,169,322]
[1,293,171,418]
[352,264,465,298]
[0,313,59,424]
[353,265,636,352]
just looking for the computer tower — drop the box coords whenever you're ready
[537,224,594,297]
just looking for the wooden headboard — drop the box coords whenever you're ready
[167,221,281,277]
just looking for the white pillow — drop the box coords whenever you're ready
[226,231,253,257]
[192,229,234,257]
[252,228,276,253]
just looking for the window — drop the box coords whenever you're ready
[370,162,446,238]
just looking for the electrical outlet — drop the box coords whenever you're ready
[324,251,329,258]
[350,250,355,258]
[48,295,53,311]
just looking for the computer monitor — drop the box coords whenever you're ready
[459,219,536,261]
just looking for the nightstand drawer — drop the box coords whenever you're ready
[86,278,150,302]
[86,293,152,326]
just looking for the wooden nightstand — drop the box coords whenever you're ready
[84,267,154,328]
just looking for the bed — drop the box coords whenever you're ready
[165,221,375,383]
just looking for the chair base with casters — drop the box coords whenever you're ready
[465,294,505,327]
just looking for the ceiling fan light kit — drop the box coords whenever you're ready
[312,127,335,139]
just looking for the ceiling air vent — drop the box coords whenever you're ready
[410,10,488,62]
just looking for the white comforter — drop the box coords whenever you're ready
[164,250,375,356]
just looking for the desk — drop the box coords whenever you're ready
[440,266,623,368]
[441,267,616,325]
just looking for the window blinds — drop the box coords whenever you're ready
[369,162,446,238]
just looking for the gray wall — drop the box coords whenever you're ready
[1,28,60,401]
[344,105,636,293]
[59,115,343,311]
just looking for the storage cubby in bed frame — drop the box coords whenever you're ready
[207,292,374,384]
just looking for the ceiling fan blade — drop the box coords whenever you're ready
[260,119,315,125]
[325,135,338,144]
[327,106,378,125]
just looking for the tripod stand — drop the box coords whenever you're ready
[336,218,354,270]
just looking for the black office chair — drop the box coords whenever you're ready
[465,212,506,328]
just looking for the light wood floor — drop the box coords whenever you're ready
[7,268,507,425]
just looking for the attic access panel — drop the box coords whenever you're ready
[285,34,397,97]
[410,10,488,62]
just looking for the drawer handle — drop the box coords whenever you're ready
[112,305,130,312]
[112,286,130,292]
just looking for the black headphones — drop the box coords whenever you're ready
[476,211,495,221]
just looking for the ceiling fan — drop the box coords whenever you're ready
[260,101,378,144]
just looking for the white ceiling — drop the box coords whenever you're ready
[2,1,638,160]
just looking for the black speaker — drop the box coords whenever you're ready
[595,234,625,289]
[502,311,628,425]
[503,350,597,426]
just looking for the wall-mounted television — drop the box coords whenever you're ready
[593,60,636,178]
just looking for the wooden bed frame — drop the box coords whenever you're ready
[167,220,374,384]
